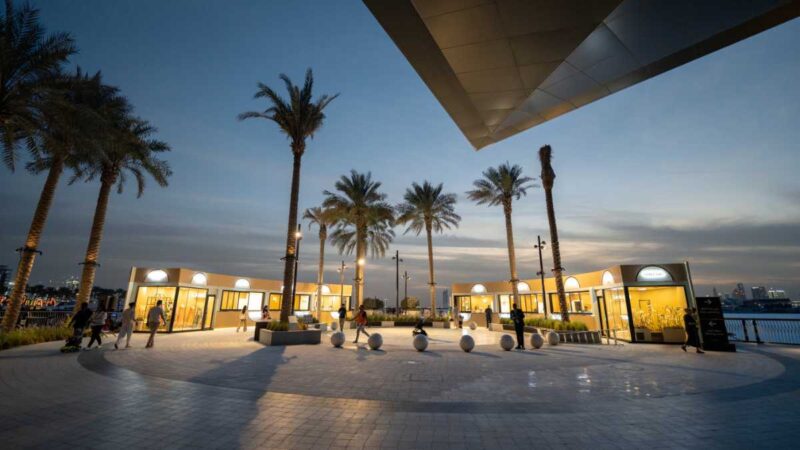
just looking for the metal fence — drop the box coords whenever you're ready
[0,310,72,328]
[724,318,800,345]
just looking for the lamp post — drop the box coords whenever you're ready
[534,235,548,318]
[337,261,348,310]
[290,224,302,314]
[392,250,402,314]
[402,271,410,311]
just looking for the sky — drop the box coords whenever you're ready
[2,1,800,304]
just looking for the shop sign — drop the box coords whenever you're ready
[696,296,735,352]
[636,266,672,282]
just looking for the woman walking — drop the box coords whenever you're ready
[681,307,705,354]
[237,305,248,332]
[353,304,370,344]
[86,304,107,349]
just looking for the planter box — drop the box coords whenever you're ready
[432,321,450,329]
[381,321,395,327]
[258,329,321,346]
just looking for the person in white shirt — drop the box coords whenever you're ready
[145,300,167,348]
[115,302,137,350]
[236,305,248,332]
[85,305,108,349]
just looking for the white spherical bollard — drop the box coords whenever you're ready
[530,333,544,349]
[368,333,383,350]
[546,331,560,346]
[330,321,338,331]
[499,334,515,351]
[413,334,429,352]
[330,331,345,348]
[469,321,477,330]
[459,335,475,352]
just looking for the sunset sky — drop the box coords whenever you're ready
[2,1,799,304]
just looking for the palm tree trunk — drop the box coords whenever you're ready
[354,225,366,309]
[503,203,520,309]
[74,172,115,312]
[279,150,303,323]
[315,228,326,318]
[1,157,64,333]
[425,223,436,316]
[544,186,569,322]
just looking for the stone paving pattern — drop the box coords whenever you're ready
[1,327,798,449]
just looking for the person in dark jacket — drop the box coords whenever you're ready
[681,307,704,353]
[69,302,92,345]
[337,304,347,333]
[511,303,525,349]
[484,306,493,329]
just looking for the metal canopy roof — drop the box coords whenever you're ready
[364,0,800,150]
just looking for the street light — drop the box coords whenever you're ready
[392,250,403,314]
[291,224,302,313]
[337,261,348,310]
[534,235,548,318]
[402,270,411,311]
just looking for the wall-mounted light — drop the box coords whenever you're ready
[192,273,208,286]
[235,278,250,289]
[602,271,615,286]
[517,282,531,292]
[565,277,580,290]
[146,270,168,283]
[471,284,486,294]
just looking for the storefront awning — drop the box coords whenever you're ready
[364,0,800,149]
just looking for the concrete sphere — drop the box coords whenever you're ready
[499,334,515,351]
[330,331,345,348]
[330,322,338,331]
[546,331,560,346]
[468,321,478,330]
[367,333,383,350]
[459,334,475,352]
[413,334,429,352]
[530,333,545,349]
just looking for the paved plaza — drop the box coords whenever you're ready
[0,327,798,449]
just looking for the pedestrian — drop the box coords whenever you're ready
[236,305,248,332]
[511,302,525,349]
[145,300,167,348]
[86,304,108,349]
[353,304,370,344]
[453,303,462,329]
[681,307,704,353]
[261,304,271,320]
[485,305,493,329]
[69,302,92,346]
[338,303,347,332]
[115,302,136,349]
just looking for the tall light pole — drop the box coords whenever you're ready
[402,271,410,311]
[392,250,402,314]
[534,235,548,318]
[337,261,348,309]
[291,224,302,314]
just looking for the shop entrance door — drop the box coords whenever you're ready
[600,288,632,341]
[204,295,216,329]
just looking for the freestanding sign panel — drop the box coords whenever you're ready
[696,296,735,352]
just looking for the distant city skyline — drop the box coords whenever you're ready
[1,2,799,306]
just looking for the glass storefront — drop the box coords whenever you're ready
[549,291,593,314]
[457,294,493,313]
[221,290,264,312]
[134,286,176,331]
[629,286,687,343]
[497,294,538,313]
[600,288,630,341]
[172,287,209,332]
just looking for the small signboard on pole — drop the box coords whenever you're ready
[696,296,735,352]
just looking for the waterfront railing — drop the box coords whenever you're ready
[724,316,800,345]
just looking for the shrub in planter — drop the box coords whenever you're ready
[0,326,73,351]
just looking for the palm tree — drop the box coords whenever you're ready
[1,71,125,333]
[1,0,76,170]
[466,163,536,313]
[303,206,337,316]
[323,171,394,309]
[238,69,337,323]
[396,181,460,316]
[73,116,171,309]
[539,145,569,322]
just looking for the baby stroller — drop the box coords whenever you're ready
[60,327,84,353]
[412,317,427,337]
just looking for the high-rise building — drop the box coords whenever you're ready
[751,286,768,300]
[0,265,10,295]
[732,283,747,300]
[768,288,787,299]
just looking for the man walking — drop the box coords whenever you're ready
[353,304,370,344]
[681,307,704,354]
[337,303,347,333]
[115,302,136,349]
[511,302,525,350]
[69,302,93,347]
[146,300,167,348]
[484,305,493,329]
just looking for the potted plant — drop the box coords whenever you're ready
[257,321,321,346]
